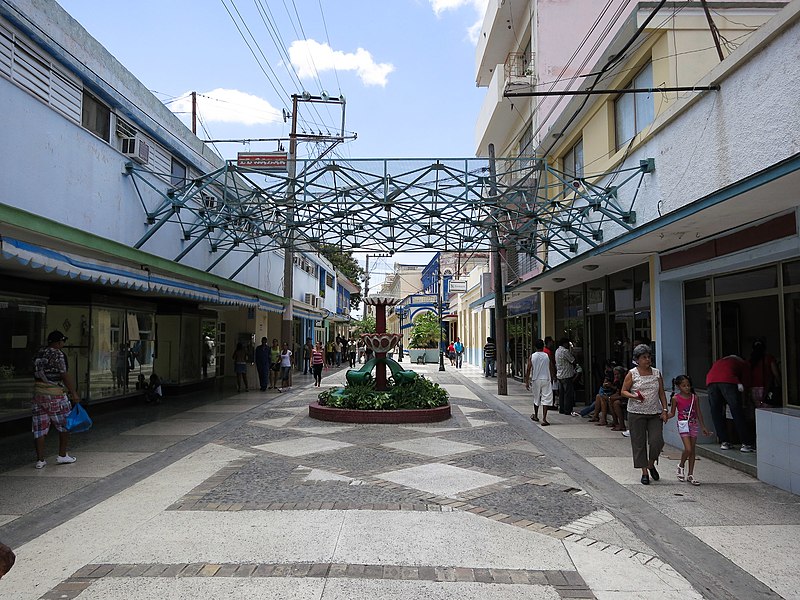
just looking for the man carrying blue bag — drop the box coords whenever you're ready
[32,330,82,469]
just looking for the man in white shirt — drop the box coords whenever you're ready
[525,339,556,425]
[555,338,577,415]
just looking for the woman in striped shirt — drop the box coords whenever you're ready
[311,341,325,387]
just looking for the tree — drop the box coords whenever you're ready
[318,244,364,310]
[409,312,442,348]
[353,315,376,335]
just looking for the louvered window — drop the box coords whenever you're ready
[0,18,82,123]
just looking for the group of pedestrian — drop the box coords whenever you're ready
[251,338,293,393]
[446,337,465,368]
[526,336,778,487]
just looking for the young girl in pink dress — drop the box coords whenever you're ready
[669,375,712,485]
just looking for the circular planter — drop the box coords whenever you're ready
[309,402,451,424]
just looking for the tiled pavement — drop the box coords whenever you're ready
[0,363,797,599]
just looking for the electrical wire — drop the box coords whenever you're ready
[221,0,292,108]
[317,0,341,95]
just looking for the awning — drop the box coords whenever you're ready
[469,292,495,310]
[0,235,264,308]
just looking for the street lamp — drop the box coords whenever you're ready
[396,305,405,362]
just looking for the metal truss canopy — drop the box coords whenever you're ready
[125,156,654,275]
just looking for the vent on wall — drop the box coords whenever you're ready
[116,117,138,138]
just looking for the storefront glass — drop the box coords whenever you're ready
[0,297,46,419]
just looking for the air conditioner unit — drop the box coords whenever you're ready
[121,136,150,165]
[314,298,323,309]
[304,293,316,305]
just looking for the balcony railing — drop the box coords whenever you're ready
[505,52,535,80]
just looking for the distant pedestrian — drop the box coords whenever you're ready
[454,337,464,368]
[622,344,668,485]
[335,338,343,366]
[669,375,711,485]
[447,341,456,366]
[255,337,270,391]
[146,373,163,404]
[555,338,576,415]
[232,342,249,393]
[302,338,313,375]
[32,330,79,469]
[348,339,357,367]
[269,339,281,390]
[312,341,325,387]
[483,337,496,377]
[525,339,556,426]
[280,343,293,388]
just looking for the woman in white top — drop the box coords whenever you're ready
[280,343,293,389]
[621,344,669,485]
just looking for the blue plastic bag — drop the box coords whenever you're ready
[66,403,92,433]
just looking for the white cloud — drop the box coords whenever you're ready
[170,88,282,126]
[429,0,489,44]
[288,39,394,87]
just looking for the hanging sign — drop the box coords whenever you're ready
[449,280,468,293]
[237,152,288,172]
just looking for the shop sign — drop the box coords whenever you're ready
[449,280,467,293]
[237,152,288,172]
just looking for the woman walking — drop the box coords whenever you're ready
[311,341,325,387]
[232,342,249,393]
[621,344,669,485]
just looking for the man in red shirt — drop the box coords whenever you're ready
[706,355,753,452]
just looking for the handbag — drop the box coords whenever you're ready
[66,403,93,433]
[677,395,694,435]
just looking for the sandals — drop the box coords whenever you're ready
[676,465,686,481]
[687,475,700,486]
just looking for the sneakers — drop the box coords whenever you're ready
[622,430,631,437]
[570,411,580,417]
[720,442,732,450]
[740,444,755,453]
[35,459,47,469]
[56,454,76,465]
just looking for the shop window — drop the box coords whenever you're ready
[784,293,800,406]
[783,260,800,286]
[684,278,711,300]
[81,91,110,142]
[634,263,650,309]
[89,307,124,399]
[0,298,46,415]
[609,270,634,311]
[615,62,653,149]
[685,302,712,386]
[714,266,777,296]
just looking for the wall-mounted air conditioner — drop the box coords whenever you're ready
[304,293,316,306]
[314,298,323,309]
[121,136,150,165]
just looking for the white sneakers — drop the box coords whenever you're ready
[35,454,76,468]
[720,442,732,450]
[740,444,755,453]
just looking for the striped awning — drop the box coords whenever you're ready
[0,235,271,309]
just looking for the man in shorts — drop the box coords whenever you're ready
[525,339,556,426]
[32,330,80,469]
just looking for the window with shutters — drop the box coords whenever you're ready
[81,90,110,141]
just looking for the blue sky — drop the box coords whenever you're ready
[58,0,489,161]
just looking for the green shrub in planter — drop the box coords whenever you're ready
[318,376,448,410]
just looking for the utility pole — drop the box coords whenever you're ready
[488,144,508,395]
[191,91,197,135]
[281,94,299,349]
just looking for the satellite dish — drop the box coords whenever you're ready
[282,108,290,122]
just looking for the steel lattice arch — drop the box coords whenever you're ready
[126,156,654,273]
